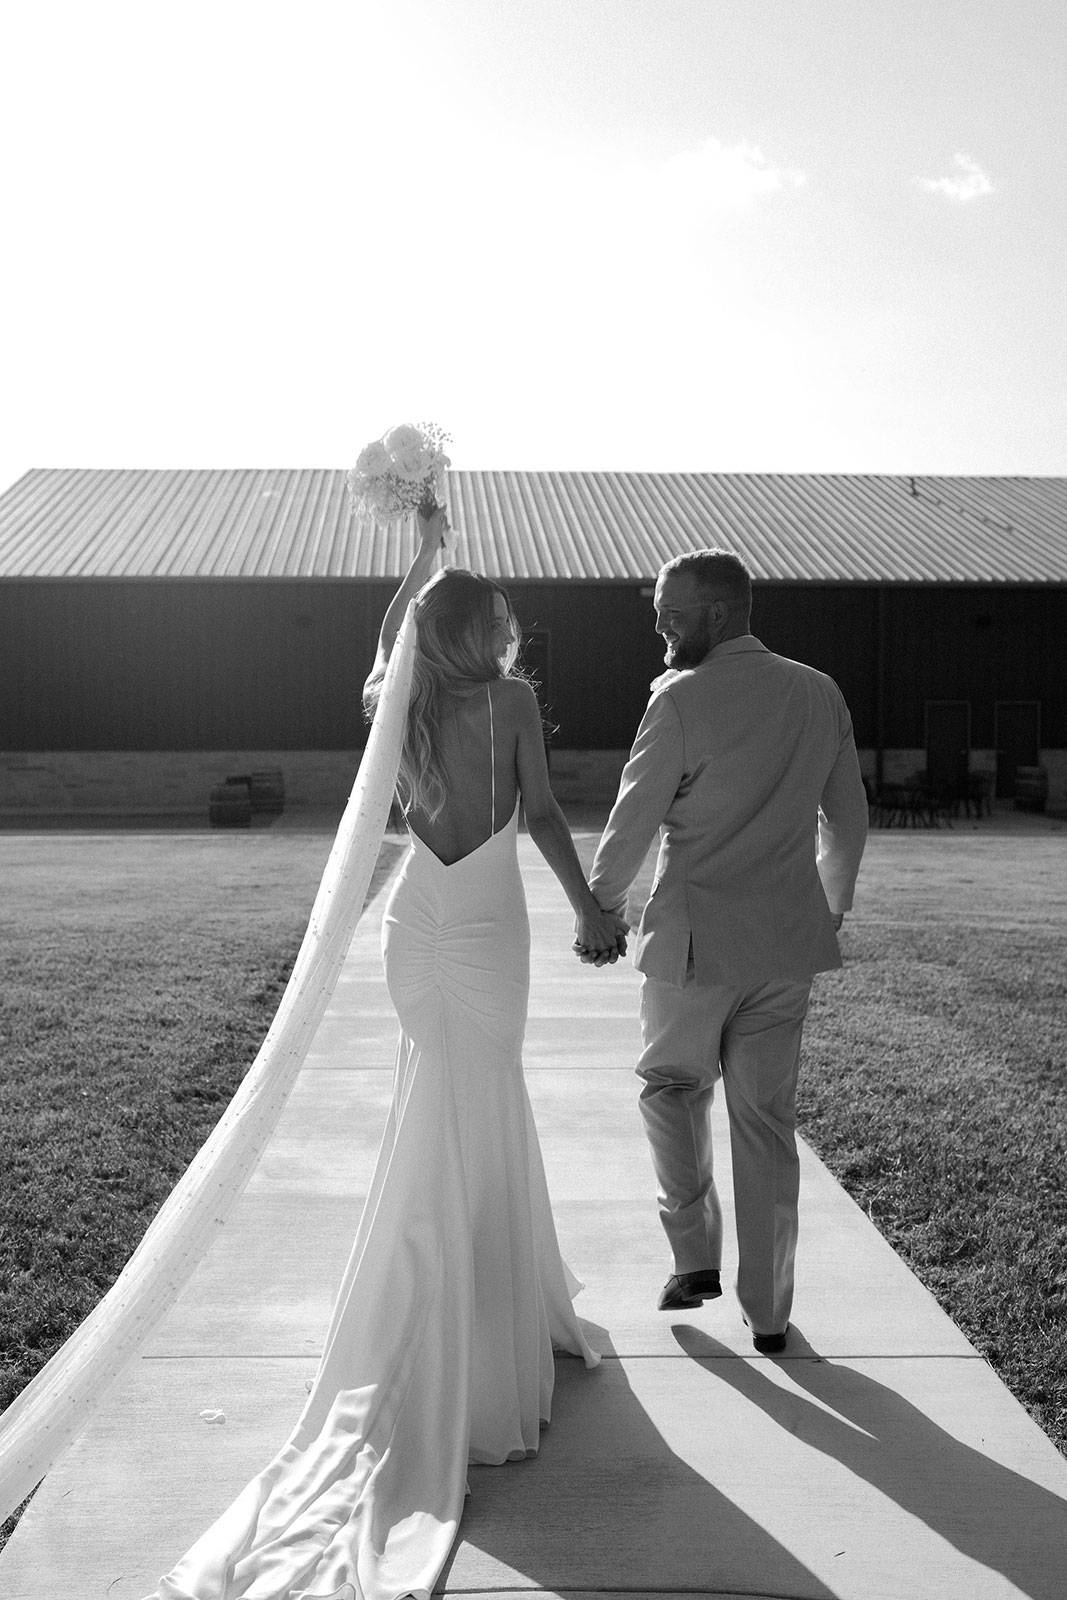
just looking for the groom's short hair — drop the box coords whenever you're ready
[661,548,752,623]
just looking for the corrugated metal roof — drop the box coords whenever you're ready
[0,466,1064,583]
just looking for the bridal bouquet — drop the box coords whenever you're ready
[346,422,451,526]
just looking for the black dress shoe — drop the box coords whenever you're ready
[751,1326,789,1354]
[657,1270,722,1311]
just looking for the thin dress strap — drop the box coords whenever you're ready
[487,683,495,834]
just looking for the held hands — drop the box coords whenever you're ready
[572,904,629,967]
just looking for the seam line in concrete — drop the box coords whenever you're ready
[138,1351,989,1365]
[437,1587,817,1597]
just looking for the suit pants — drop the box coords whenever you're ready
[638,973,811,1337]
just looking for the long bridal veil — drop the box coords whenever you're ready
[0,603,418,1523]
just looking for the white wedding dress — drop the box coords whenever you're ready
[150,690,599,1600]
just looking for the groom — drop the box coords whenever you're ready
[582,548,868,1352]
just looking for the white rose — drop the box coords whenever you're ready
[353,438,391,481]
[384,424,431,482]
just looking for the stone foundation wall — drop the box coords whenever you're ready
[0,751,362,815]
[859,748,1066,811]
[1,746,1064,815]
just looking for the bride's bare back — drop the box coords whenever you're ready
[365,519,624,958]
[406,680,522,866]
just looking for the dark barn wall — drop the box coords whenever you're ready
[875,585,1065,748]
[509,581,1067,753]
[507,583,664,747]
[1,579,385,750]
[1,578,1062,754]
[0,579,671,753]
[750,584,879,743]
[751,583,1065,750]
[372,581,884,752]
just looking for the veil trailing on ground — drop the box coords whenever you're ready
[0,604,419,1524]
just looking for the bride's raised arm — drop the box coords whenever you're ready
[364,504,449,700]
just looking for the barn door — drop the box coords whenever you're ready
[925,700,971,793]
[994,701,1041,799]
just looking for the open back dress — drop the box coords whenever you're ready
[152,684,598,1600]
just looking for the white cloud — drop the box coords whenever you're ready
[622,138,807,222]
[663,139,807,209]
[919,152,994,203]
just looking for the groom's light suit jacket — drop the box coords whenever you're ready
[590,635,869,989]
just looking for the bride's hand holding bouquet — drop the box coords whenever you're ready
[351,422,454,681]
[415,500,451,556]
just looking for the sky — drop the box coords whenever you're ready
[2,0,1065,493]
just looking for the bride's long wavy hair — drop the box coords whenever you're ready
[365,568,522,822]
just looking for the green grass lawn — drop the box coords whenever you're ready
[0,816,1064,1553]
[0,824,402,1546]
[798,833,1066,1450]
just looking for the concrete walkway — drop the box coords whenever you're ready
[2,833,1066,1599]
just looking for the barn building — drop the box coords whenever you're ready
[1,467,1064,816]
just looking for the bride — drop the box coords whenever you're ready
[149,506,626,1600]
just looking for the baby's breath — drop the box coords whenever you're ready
[346,422,452,527]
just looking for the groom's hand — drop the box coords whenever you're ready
[572,940,619,967]
[572,910,629,967]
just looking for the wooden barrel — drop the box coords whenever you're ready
[1013,766,1048,812]
[249,768,285,815]
[209,779,252,828]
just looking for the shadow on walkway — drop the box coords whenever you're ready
[441,1324,843,1600]
[675,1325,1067,1600]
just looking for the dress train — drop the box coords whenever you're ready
[151,806,597,1600]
